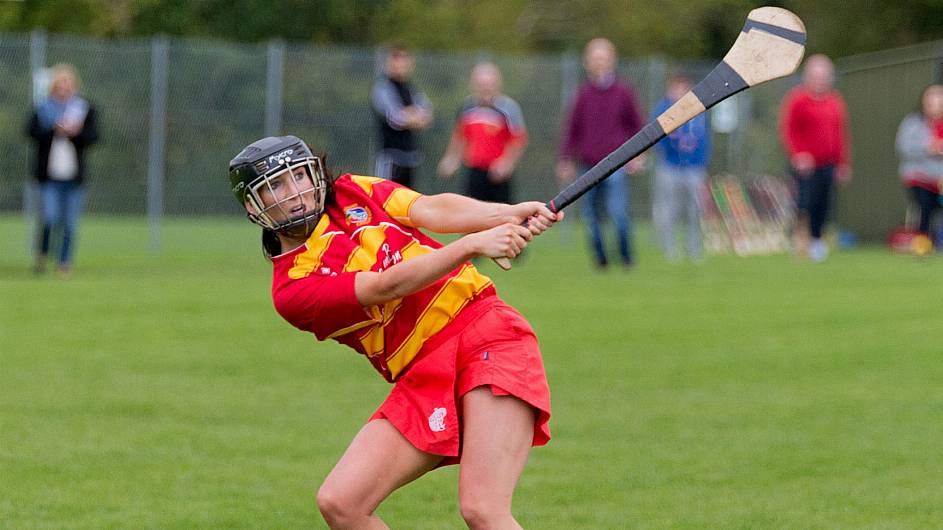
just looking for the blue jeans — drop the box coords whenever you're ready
[579,167,632,266]
[38,180,85,266]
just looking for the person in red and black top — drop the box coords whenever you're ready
[437,62,527,204]
[779,54,852,261]
[896,84,943,254]
[229,135,561,529]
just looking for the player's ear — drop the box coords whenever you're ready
[245,199,260,216]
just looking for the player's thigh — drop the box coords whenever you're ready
[320,418,442,512]
[458,387,536,504]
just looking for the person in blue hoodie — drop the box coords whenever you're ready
[652,73,711,262]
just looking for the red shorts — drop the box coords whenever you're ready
[369,294,551,465]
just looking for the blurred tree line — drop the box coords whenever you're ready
[1,0,942,58]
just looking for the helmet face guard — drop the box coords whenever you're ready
[229,136,328,238]
[245,155,327,235]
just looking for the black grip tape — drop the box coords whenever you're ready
[550,120,666,212]
[691,61,749,109]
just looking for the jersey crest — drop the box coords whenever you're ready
[344,205,372,226]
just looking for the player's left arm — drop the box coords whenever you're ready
[409,193,559,235]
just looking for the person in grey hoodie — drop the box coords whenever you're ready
[896,84,943,243]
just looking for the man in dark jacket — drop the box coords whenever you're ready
[371,45,432,189]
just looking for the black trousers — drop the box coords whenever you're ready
[910,185,941,235]
[465,166,511,204]
[389,164,414,189]
[795,165,834,239]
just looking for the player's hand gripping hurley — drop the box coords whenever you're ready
[494,6,806,270]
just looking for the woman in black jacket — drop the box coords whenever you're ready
[27,63,98,275]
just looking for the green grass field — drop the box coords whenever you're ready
[1,215,941,529]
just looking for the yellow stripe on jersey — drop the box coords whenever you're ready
[353,238,419,357]
[383,187,422,227]
[353,239,451,360]
[385,264,494,377]
[398,239,427,260]
[342,225,387,272]
[375,239,433,325]
[288,216,335,279]
[350,175,385,196]
[325,313,380,340]
[358,323,386,358]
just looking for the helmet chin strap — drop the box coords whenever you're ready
[279,210,322,240]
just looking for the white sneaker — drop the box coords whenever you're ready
[809,238,828,262]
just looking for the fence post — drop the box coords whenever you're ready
[643,57,667,220]
[647,57,667,113]
[369,45,385,174]
[265,39,285,136]
[560,50,579,109]
[25,29,47,253]
[557,50,580,245]
[29,29,46,102]
[147,35,169,253]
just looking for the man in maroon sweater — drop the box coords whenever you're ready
[779,54,852,261]
[557,38,645,270]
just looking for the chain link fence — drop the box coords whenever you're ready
[11,30,904,250]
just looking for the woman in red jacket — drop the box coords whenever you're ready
[779,54,852,261]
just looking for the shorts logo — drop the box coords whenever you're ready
[428,407,447,433]
[344,205,371,226]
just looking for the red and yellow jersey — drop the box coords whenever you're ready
[456,95,528,170]
[270,174,495,382]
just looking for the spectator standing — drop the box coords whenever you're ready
[895,84,943,255]
[27,63,99,276]
[371,45,433,189]
[437,62,528,204]
[652,73,711,262]
[779,54,851,262]
[557,38,645,270]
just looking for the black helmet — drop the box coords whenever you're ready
[229,135,328,235]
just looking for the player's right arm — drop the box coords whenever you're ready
[354,224,532,307]
[409,193,559,235]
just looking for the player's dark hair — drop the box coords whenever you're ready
[260,155,335,261]
[261,229,281,259]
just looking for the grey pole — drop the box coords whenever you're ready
[557,50,581,246]
[25,29,47,253]
[560,50,579,109]
[264,39,285,136]
[147,35,169,253]
[29,29,46,102]
[368,45,385,176]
